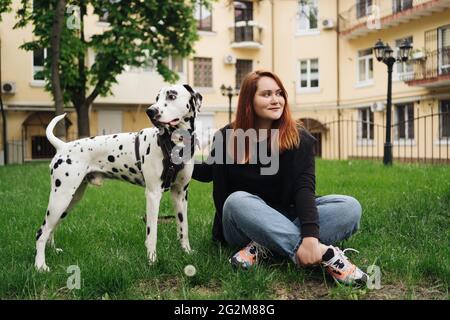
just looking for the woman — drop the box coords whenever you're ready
[192,70,367,285]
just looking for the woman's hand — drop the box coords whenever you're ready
[296,237,324,267]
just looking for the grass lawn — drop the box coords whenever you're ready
[0,159,449,300]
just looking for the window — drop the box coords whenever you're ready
[195,0,212,31]
[395,36,414,77]
[358,48,373,84]
[439,25,450,74]
[299,58,319,89]
[297,0,318,32]
[235,59,253,89]
[393,0,413,13]
[234,1,253,42]
[356,0,372,19]
[440,100,450,139]
[33,48,47,81]
[163,56,184,74]
[358,108,374,140]
[394,104,414,140]
[194,57,213,88]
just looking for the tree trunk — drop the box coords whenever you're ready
[50,0,67,139]
[76,101,90,138]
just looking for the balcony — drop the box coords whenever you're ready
[339,0,450,40]
[229,20,263,49]
[401,47,450,87]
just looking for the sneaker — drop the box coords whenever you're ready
[229,241,271,270]
[321,246,368,286]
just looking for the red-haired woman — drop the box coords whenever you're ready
[193,71,367,285]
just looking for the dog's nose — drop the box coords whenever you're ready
[146,108,159,119]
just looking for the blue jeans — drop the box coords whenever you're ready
[222,191,362,264]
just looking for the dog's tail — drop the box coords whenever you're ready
[46,113,67,151]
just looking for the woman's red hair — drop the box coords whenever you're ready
[231,70,300,162]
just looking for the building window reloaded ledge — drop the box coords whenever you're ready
[30,80,46,88]
[355,80,375,88]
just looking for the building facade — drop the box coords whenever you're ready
[1,0,449,164]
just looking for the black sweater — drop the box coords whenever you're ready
[192,125,319,243]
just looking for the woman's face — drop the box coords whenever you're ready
[253,76,285,127]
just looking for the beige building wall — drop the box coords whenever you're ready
[1,0,449,163]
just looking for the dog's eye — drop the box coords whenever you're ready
[167,94,176,101]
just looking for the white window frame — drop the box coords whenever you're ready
[298,58,320,93]
[394,36,414,81]
[393,104,415,144]
[356,48,374,87]
[31,48,47,85]
[296,0,319,36]
[357,107,374,144]
[438,25,450,74]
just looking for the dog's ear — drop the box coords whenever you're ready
[195,92,202,112]
[183,84,195,95]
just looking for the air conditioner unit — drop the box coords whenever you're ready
[371,101,386,112]
[224,54,237,65]
[322,19,335,30]
[1,82,16,94]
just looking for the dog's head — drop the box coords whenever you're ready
[146,84,202,131]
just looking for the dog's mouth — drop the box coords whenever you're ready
[153,118,180,127]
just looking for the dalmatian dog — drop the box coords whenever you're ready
[35,84,202,272]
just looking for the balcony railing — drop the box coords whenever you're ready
[402,47,450,87]
[339,0,450,40]
[229,20,263,49]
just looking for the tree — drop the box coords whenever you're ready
[4,0,211,138]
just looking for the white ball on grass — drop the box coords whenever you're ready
[184,264,197,277]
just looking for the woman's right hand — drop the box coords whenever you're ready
[296,237,323,266]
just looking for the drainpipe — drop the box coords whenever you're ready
[271,0,274,72]
[336,0,341,160]
[0,38,7,165]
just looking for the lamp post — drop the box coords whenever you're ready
[373,39,412,165]
[220,84,239,124]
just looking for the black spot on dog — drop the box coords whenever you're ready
[146,146,151,155]
[119,145,123,150]
[108,155,115,162]
[90,136,95,139]
[185,189,189,201]
[184,117,190,122]
[65,172,69,177]
[57,159,63,165]
[134,178,143,185]
[147,227,150,235]
[51,169,53,175]
[46,210,50,216]
[124,164,128,168]
[144,136,147,142]
[113,135,118,138]
[129,167,137,174]
[178,212,183,223]
[186,104,189,109]
[53,163,59,170]
[42,219,46,226]
[121,175,130,181]
[66,159,72,165]
[183,183,189,191]
[55,179,61,187]
[112,168,119,173]
[142,156,145,164]
[36,228,43,241]
[61,211,68,219]
[136,162,141,171]
[180,233,183,239]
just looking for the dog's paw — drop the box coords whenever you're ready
[35,263,50,272]
[148,252,157,265]
[182,244,193,254]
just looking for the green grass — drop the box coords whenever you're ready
[0,160,449,300]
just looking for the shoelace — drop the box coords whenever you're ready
[245,241,272,262]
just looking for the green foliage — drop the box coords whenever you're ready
[10,0,210,104]
[0,0,12,21]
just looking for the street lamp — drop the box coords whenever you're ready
[220,84,239,124]
[373,38,412,165]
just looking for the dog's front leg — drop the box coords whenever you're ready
[145,188,163,265]
[171,184,191,253]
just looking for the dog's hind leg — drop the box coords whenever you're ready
[47,180,88,254]
[171,183,191,254]
[35,173,86,272]
[144,188,163,265]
